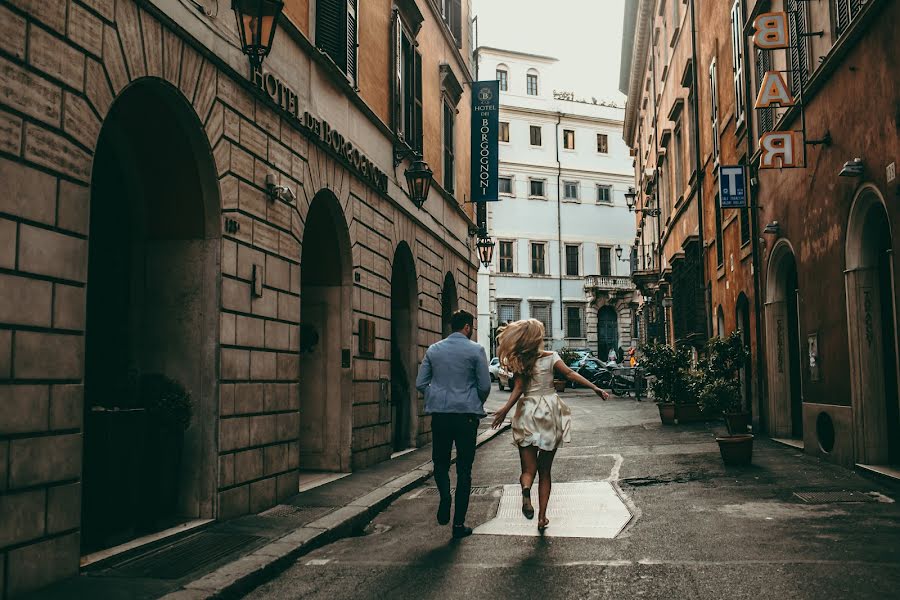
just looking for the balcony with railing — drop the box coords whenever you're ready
[584,275,635,291]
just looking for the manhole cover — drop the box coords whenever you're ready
[473,482,632,538]
[417,486,494,497]
[793,491,880,504]
[260,505,333,520]
[107,532,263,579]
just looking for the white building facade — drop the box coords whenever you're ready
[475,47,637,358]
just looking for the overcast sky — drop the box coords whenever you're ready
[473,0,627,104]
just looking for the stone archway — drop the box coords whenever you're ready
[391,243,419,452]
[442,273,459,338]
[764,241,803,440]
[299,190,353,472]
[83,79,221,553]
[845,185,899,465]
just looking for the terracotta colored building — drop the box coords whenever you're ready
[0,0,478,595]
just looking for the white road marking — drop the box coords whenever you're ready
[305,559,331,566]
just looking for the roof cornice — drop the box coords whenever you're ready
[622,0,655,145]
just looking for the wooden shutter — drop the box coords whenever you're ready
[787,0,808,95]
[392,12,403,134]
[730,0,745,126]
[835,0,850,35]
[756,49,773,134]
[414,50,423,152]
[346,0,358,85]
[317,0,347,72]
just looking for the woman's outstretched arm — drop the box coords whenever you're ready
[491,375,525,428]
[554,360,609,400]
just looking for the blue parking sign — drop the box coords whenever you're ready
[719,165,747,208]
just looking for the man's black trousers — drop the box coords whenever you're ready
[431,413,479,527]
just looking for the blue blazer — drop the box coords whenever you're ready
[416,333,491,416]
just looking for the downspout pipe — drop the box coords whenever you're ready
[689,0,709,342]
[556,111,564,344]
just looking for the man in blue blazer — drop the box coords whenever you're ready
[416,309,491,539]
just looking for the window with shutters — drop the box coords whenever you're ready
[531,242,546,275]
[565,305,584,339]
[755,48,774,136]
[597,133,609,154]
[529,179,546,198]
[563,181,579,201]
[530,302,552,337]
[563,129,575,150]
[529,125,542,146]
[498,301,521,324]
[730,0,746,129]
[714,193,724,267]
[499,176,513,195]
[497,68,508,91]
[527,73,539,96]
[834,0,864,37]
[443,100,455,194]
[673,123,684,199]
[708,57,720,167]
[440,0,463,47]
[392,12,423,152]
[787,0,810,95]
[499,121,510,143]
[317,0,358,85]
[596,185,612,204]
[565,245,580,276]
[499,241,514,273]
[599,247,612,276]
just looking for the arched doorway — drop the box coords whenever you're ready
[764,242,803,440]
[736,293,753,414]
[299,190,353,472]
[716,305,726,337]
[83,80,220,553]
[391,243,419,452]
[442,273,459,337]
[845,186,899,465]
[597,305,619,360]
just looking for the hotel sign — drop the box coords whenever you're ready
[249,68,389,193]
[751,12,802,169]
[471,80,500,202]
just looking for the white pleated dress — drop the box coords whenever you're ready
[511,352,572,451]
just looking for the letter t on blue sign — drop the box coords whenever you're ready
[719,165,747,208]
[471,81,500,202]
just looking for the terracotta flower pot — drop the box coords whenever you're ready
[716,434,754,466]
[675,403,703,423]
[657,402,676,425]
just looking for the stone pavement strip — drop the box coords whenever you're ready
[26,423,509,600]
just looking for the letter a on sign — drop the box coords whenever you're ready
[755,71,795,108]
[759,132,801,169]
[752,12,789,49]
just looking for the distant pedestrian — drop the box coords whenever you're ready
[416,310,491,539]
[628,347,638,368]
[607,347,618,364]
[491,319,608,532]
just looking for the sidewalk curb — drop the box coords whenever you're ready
[161,423,511,600]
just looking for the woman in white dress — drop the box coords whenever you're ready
[491,319,608,531]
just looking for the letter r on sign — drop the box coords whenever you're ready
[759,132,800,169]
[752,12,789,49]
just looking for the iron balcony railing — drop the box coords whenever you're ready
[584,275,635,291]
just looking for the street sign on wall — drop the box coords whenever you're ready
[719,165,747,208]
[471,80,499,202]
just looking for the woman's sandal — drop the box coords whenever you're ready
[538,517,549,532]
[521,488,535,519]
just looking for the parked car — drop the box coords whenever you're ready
[489,357,501,382]
[572,357,613,389]
[497,366,515,391]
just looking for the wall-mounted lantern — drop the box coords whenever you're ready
[395,148,434,209]
[232,0,284,70]
[625,186,660,217]
[476,229,495,268]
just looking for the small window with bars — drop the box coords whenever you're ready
[530,302,552,336]
[499,240,514,273]
[498,301,520,325]
[565,305,584,339]
[531,242,546,274]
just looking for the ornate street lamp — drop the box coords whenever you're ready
[625,186,661,217]
[403,155,434,209]
[625,187,638,210]
[232,0,284,70]
[476,229,495,268]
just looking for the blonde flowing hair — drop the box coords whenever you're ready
[497,319,545,385]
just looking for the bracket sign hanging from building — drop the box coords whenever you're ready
[471,80,499,202]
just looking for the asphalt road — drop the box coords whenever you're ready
[244,387,900,600]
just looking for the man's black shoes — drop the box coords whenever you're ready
[452,525,473,539]
[437,498,451,525]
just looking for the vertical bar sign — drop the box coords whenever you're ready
[471,80,499,202]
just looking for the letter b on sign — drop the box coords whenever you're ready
[752,12,789,49]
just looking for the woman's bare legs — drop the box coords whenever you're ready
[518,446,538,518]
[536,448,557,530]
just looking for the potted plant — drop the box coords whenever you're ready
[138,373,192,529]
[639,342,693,425]
[699,333,750,434]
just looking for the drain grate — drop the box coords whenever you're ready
[794,491,880,504]
[417,486,494,497]
[259,505,333,520]
[108,532,263,579]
